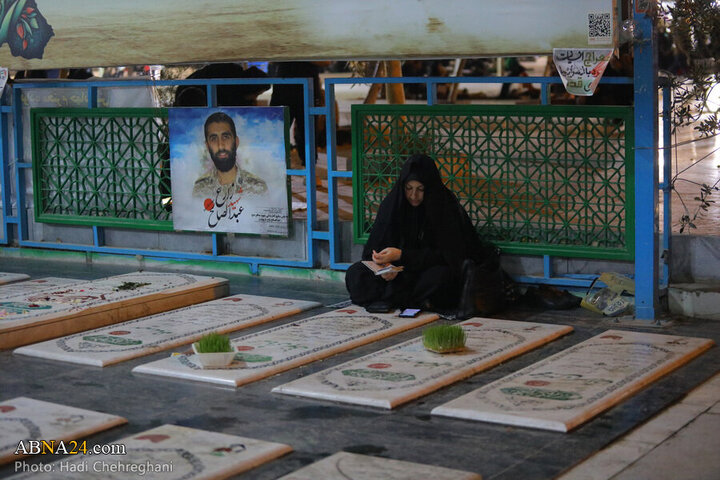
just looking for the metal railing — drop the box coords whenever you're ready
[1,74,665,296]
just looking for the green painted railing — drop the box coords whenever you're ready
[31,108,172,230]
[352,104,634,260]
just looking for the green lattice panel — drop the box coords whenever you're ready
[31,108,172,230]
[352,105,634,260]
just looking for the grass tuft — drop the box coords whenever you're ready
[422,324,466,353]
[114,281,150,291]
[194,332,232,353]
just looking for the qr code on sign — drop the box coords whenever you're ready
[588,12,612,44]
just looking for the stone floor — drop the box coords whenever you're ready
[660,120,720,236]
[559,371,720,480]
[0,257,718,479]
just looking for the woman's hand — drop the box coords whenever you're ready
[372,248,401,264]
[380,271,399,282]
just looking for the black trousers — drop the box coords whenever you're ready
[268,62,321,166]
[270,85,307,163]
[345,261,457,309]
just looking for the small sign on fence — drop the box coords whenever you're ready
[553,48,613,96]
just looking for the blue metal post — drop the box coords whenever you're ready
[426,80,437,106]
[206,85,217,108]
[543,255,553,279]
[661,83,672,289]
[88,85,105,247]
[633,3,659,319]
[87,86,98,108]
[12,87,28,242]
[302,78,319,267]
[0,104,10,244]
[323,78,341,268]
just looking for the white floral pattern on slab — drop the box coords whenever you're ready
[0,272,228,350]
[0,397,127,465]
[0,273,29,286]
[273,318,573,408]
[0,278,82,299]
[9,424,292,479]
[0,272,222,327]
[432,329,715,432]
[132,307,439,387]
[14,295,320,367]
[277,451,482,480]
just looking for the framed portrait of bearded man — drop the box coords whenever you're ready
[169,107,291,236]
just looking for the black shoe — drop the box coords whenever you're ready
[522,285,581,310]
[366,301,392,313]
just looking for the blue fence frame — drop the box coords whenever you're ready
[2,77,321,274]
[0,103,11,245]
[322,72,662,321]
[323,75,639,270]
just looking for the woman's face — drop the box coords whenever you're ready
[404,180,425,207]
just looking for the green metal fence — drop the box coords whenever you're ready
[31,108,172,230]
[352,104,634,260]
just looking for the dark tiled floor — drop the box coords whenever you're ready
[0,257,718,479]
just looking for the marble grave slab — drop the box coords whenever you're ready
[277,451,482,480]
[273,318,573,408]
[9,424,292,479]
[0,278,81,299]
[0,273,29,286]
[132,307,439,387]
[0,397,127,465]
[14,294,321,366]
[432,329,715,432]
[0,271,229,350]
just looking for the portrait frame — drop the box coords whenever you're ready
[169,106,291,237]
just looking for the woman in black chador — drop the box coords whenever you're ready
[345,153,500,314]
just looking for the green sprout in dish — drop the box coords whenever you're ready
[422,325,467,354]
[194,332,232,353]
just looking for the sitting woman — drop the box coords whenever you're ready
[345,153,501,315]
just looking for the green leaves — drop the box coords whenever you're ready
[0,0,54,59]
[661,0,720,136]
[676,182,718,233]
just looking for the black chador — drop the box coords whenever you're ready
[345,154,498,312]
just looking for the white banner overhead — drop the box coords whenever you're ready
[0,0,617,70]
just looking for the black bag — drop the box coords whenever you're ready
[456,258,510,320]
